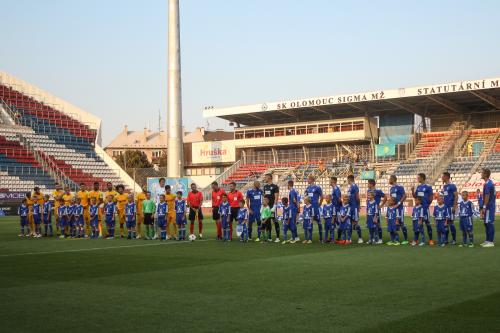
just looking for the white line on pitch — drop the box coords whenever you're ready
[0,240,210,258]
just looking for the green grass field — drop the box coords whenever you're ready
[1,216,500,332]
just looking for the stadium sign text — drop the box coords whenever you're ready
[277,92,386,110]
[274,79,500,111]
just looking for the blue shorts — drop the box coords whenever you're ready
[249,209,261,223]
[176,214,186,225]
[366,215,377,229]
[126,219,136,228]
[350,207,359,222]
[67,218,76,227]
[387,221,397,232]
[412,220,423,233]
[446,207,455,222]
[484,208,495,224]
[105,216,115,227]
[221,217,230,229]
[459,217,473,232]
[90,218,99,228]
[422,207,431,223]
[339,221,350,231]
[76,217,84,226]
[436,220,446,233]
[20,217,28,226]
[303,219,312,230]
[33,216,41,225]
[324,217,334,229]
[58,218,66,228]
[43,216,51,224]
[157,217,167,228]
[312,207,321,221]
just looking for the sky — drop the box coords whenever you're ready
[2,0,500,146]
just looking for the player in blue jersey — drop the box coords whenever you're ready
[480,168,496,247]
[42,194,53,237]
[32,197,42,238]
[288,180,300,242]
[246,181,263,241]
[458,191,474,247]
[104,195,117,239]
[175,191,187,241]
[386,197,400,245]
[388,175,408,244]
[74,198,85,238]
[347,175,362,243]
[368,179,387,244]
[301,197,314,244]
[365,191,379,245]
[321,194,336,243]
[412,173,434,245]
[89,197,99,239]
[338,196,351,244]
[476,189,483,208]
[66,199,76,238]
[57,199,67,239]
[18,199,30,237]
[236,199,249,242]
[219,194,231,241]
[434,194,449,246]
[305,175,324,242]
[281,197,296,244]
[441,172,458,245]
[330,177,342,241]
[125,194,137,239]
[411,197,426,246]
[156,194,168,241]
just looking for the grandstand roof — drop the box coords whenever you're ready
[203,77,500,126]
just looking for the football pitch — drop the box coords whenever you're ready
[1,216,500,332]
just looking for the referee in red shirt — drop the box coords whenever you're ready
[227,181,243,240]
[211,181,225,240]
[187,183,204,238]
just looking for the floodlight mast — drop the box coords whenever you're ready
[167,0,183,178]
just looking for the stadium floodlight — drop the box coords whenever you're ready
[167,0,183,177]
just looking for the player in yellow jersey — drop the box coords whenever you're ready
[104,182,118,203]
[135,185,147,239]
[52,183,64,235]
[62,186,73,206]
[25,192,34,236]
[115,184,128,238]
[165,185,178,240]
[88,182,103,237]
[76,183,90,237]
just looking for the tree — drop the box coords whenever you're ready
[115,150,152,172]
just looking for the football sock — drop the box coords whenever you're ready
[426,223,433,240]
[450,224,457,242]
[257,225,261,238]
[347,227,352,241]
[318,222,323,242]
[198,221,203,234]
[190,223,194,235]
[337,228,342,240]
[402,225,408,241]
[390,231,396,242]
[120,224,124,237]
[462,232,467,245]
[468,231,474,243]
[355,224,362,238]
[378,225,383,239]
[274,221,280,238]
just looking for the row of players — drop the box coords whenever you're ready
[17,186,475,247]
[17,169,496,247]
[210,169,495,247]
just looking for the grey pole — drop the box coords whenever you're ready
[167,0,183,178]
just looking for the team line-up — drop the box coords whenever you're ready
[16,169,496,248]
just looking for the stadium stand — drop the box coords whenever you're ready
[0,72,139,192]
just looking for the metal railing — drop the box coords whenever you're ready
[200,160,242,201]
